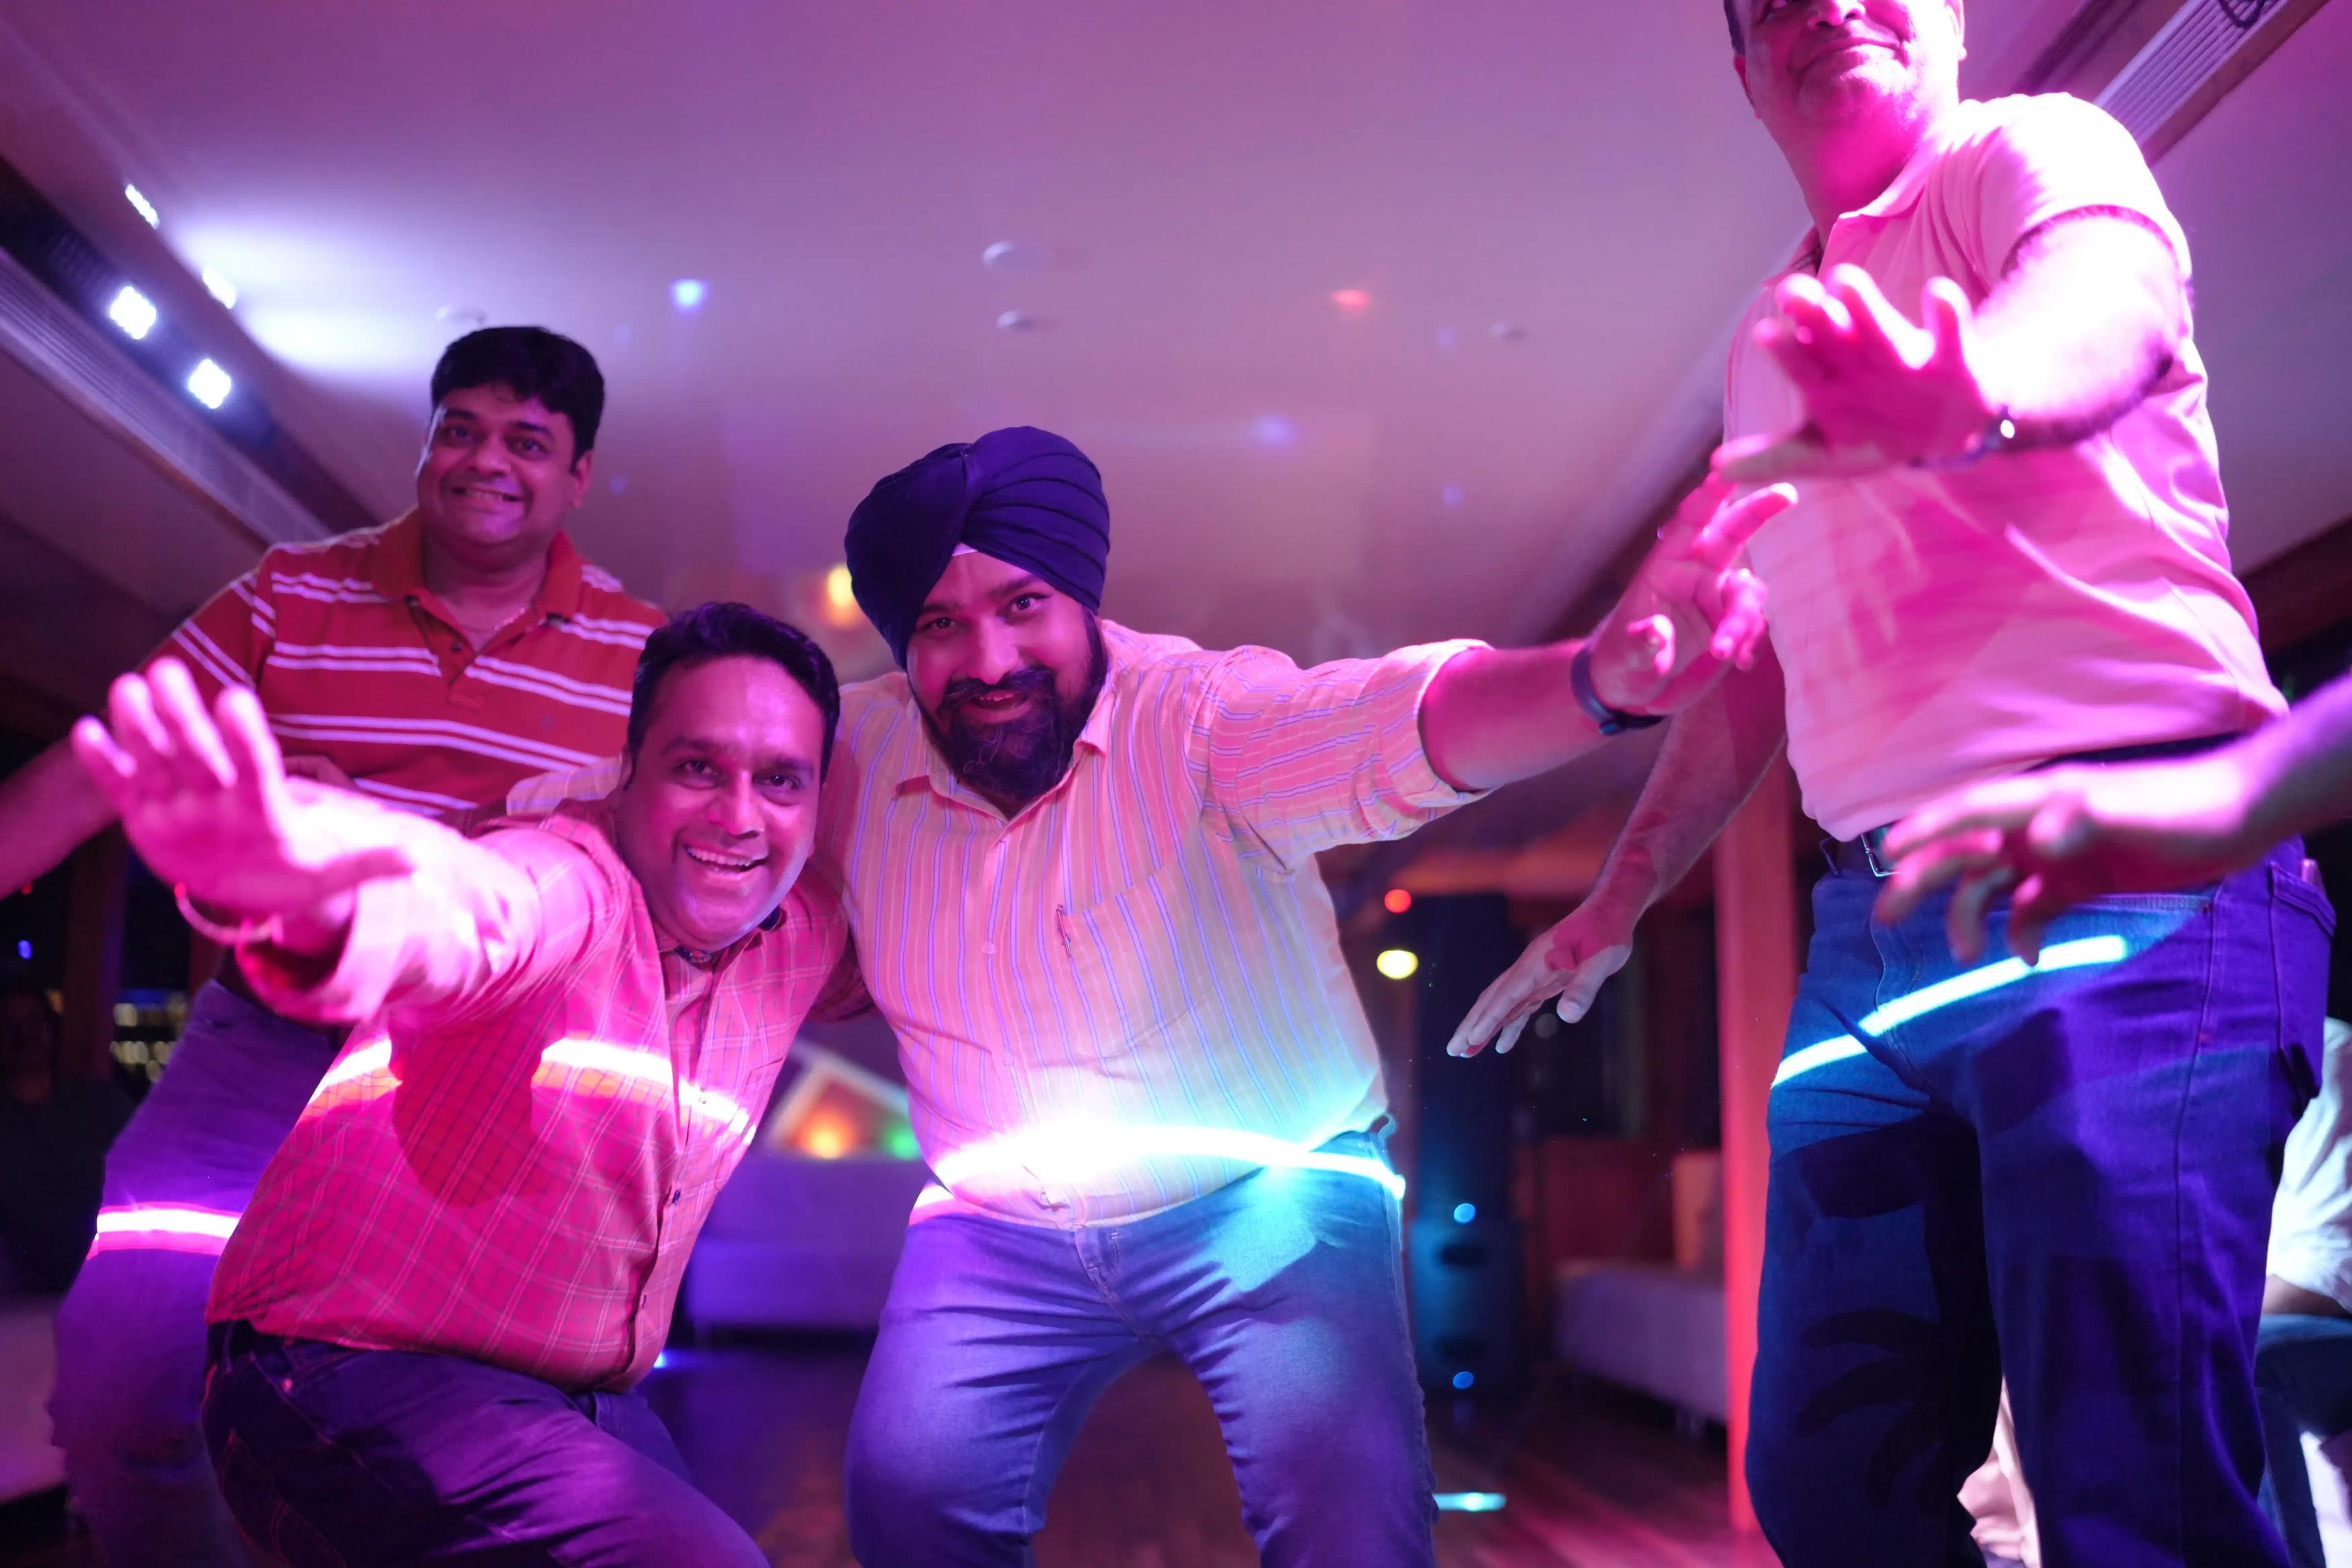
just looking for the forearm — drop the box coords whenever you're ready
[1975,216,2185,450]
[0,740,119,891]
[2237,674,2352,850]
[1589,651,1787,912]
[1419,641,1607,793]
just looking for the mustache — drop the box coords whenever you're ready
[939,664,1058,719]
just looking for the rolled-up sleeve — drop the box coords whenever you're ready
[1967,94,2191,281]
[239,816,610,1027]
[1197,639,1488,868]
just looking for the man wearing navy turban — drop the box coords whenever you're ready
[823,427,1790,1566]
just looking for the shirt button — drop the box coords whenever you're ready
[669,1189,684,1206]
[984,941,997,956]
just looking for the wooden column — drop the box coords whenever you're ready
[1711,760,1802,1532]
[59,826,128,1081]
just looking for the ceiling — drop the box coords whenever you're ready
[0,0,2346,881]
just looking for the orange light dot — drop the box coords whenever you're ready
[1330,288,1373,314]
[1384,889,1413,915]
[801,1118,850,1159]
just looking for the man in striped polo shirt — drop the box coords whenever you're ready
[1,326,664,1568]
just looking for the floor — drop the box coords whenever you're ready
[1,1343,1776,1567]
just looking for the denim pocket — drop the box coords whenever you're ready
[2274,865,2337,1115]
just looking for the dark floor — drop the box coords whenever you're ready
[2,1342,1779,1567]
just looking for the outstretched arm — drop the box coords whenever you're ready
[1877,672,2352,963]
[1717,213,2185,483]
[1419,477,1790,791]
[74,660,594,1019]
[1448,648,1787,1056]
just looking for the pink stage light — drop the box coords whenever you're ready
[1329,288,1372,314]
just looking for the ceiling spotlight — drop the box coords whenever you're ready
[201,269,238,309]
[123,184,159,227]
[1330,288,1373,314]
[996,309,1038,332]
[107,285,159,340]
[669,278,709,313]
[1383,888,1412,915]
[1376,949,1420,981]
[982,241,1050,273]
[824,564,857,617]
[186,358,232,410]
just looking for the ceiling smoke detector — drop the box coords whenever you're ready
[982,241,1050,273]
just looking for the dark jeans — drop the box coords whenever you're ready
[52,980,340,1568]
[1749,841,2334,1568]
[202,1326,765,1567]
[2257,1313,2352,1568]
[843,1132,1435,1567]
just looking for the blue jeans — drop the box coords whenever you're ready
[2256,1313,2352,1568]
[1749,842,2334,1568]
[203,1325,765,1567]
[843,1132,1436,1567]
[51,981,341,1568]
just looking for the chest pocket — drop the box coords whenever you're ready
[1057,854,1210,1049]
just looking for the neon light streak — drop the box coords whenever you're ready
[1436,1492,1507,1513]
[932,1121,1406,1199]
[88,1204,241,1257]
[1772,935,2132,1088]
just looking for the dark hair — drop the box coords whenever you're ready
[1725,0,1744,52]
[625,603,843,777]
[429,326,606,459]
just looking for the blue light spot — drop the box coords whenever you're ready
[1254,414,1298,448]
[15,940,28,960]
[1451,1370,1475,1390]
[1442,483,1465,510]
[669,279,709,313]
[653,1351,670,1370]
[1452,1202,1476,1224]
[1436,1491,1506,1513]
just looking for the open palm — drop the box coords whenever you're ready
[72,660,410,924]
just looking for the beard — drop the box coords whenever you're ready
[922,617,1109,812]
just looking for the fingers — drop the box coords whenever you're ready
[1492,1010,1535,1057]
[215,685,292,820]
[1655,472,1735,553]
[1715,433,1849,485]
[1556,942,1634,1024]
[1447,960,1548,1058]
[1826,265,1907,359]
[1920,277,1974,369]
[1943,866,2013,964]
[1690,483,1795,570]
[148,662,236,791]
[1716,570,1769,666]
[104,671,176,783]
[69,717,139,810]
[2005,877,2058,967]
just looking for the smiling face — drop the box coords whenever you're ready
[1735,0,1964,148]
[413,382,594,575]
[905,551,1107,815]
[610,655,825,955]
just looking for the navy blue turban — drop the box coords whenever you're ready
[845,426,1109,667]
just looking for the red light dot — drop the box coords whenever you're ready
[1330,288,1373,314]
[1384,888,1413,915]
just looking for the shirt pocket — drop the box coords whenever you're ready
[1055,856,1207,1051]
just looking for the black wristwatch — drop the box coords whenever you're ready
[1913,407,2019,472]
[1572,644,1664,737]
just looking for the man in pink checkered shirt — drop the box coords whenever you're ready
[69,603,854,1566]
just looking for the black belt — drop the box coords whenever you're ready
[1823,733,2243,881]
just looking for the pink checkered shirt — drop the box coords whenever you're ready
[207,799,852,1392]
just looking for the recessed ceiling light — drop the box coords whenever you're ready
[107,285,159,340]
[1330,288,1372,314]
[824,564,857,616]
[186,358,232,410]
[201,269,238,309]
[982,241,1049,273]
[996,309,1038,332]
[1376,948,1420,981]
[670,278,709,313]
[123,185,159,227]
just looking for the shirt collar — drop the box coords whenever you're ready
[370,508,588,624]
[1788,102,1973,273]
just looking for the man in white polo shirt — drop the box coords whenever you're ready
[1451,2,2334,1564]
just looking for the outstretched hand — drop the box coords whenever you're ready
[71,660,412,940]
[1446,890,1641,1058]
[1874,750,2265,963]
[1587,476,1793,718]
[1715,266,2002,483]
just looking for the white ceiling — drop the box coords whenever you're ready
[0,0,2343,707]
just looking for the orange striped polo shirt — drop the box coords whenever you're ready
[160,511,663,818]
